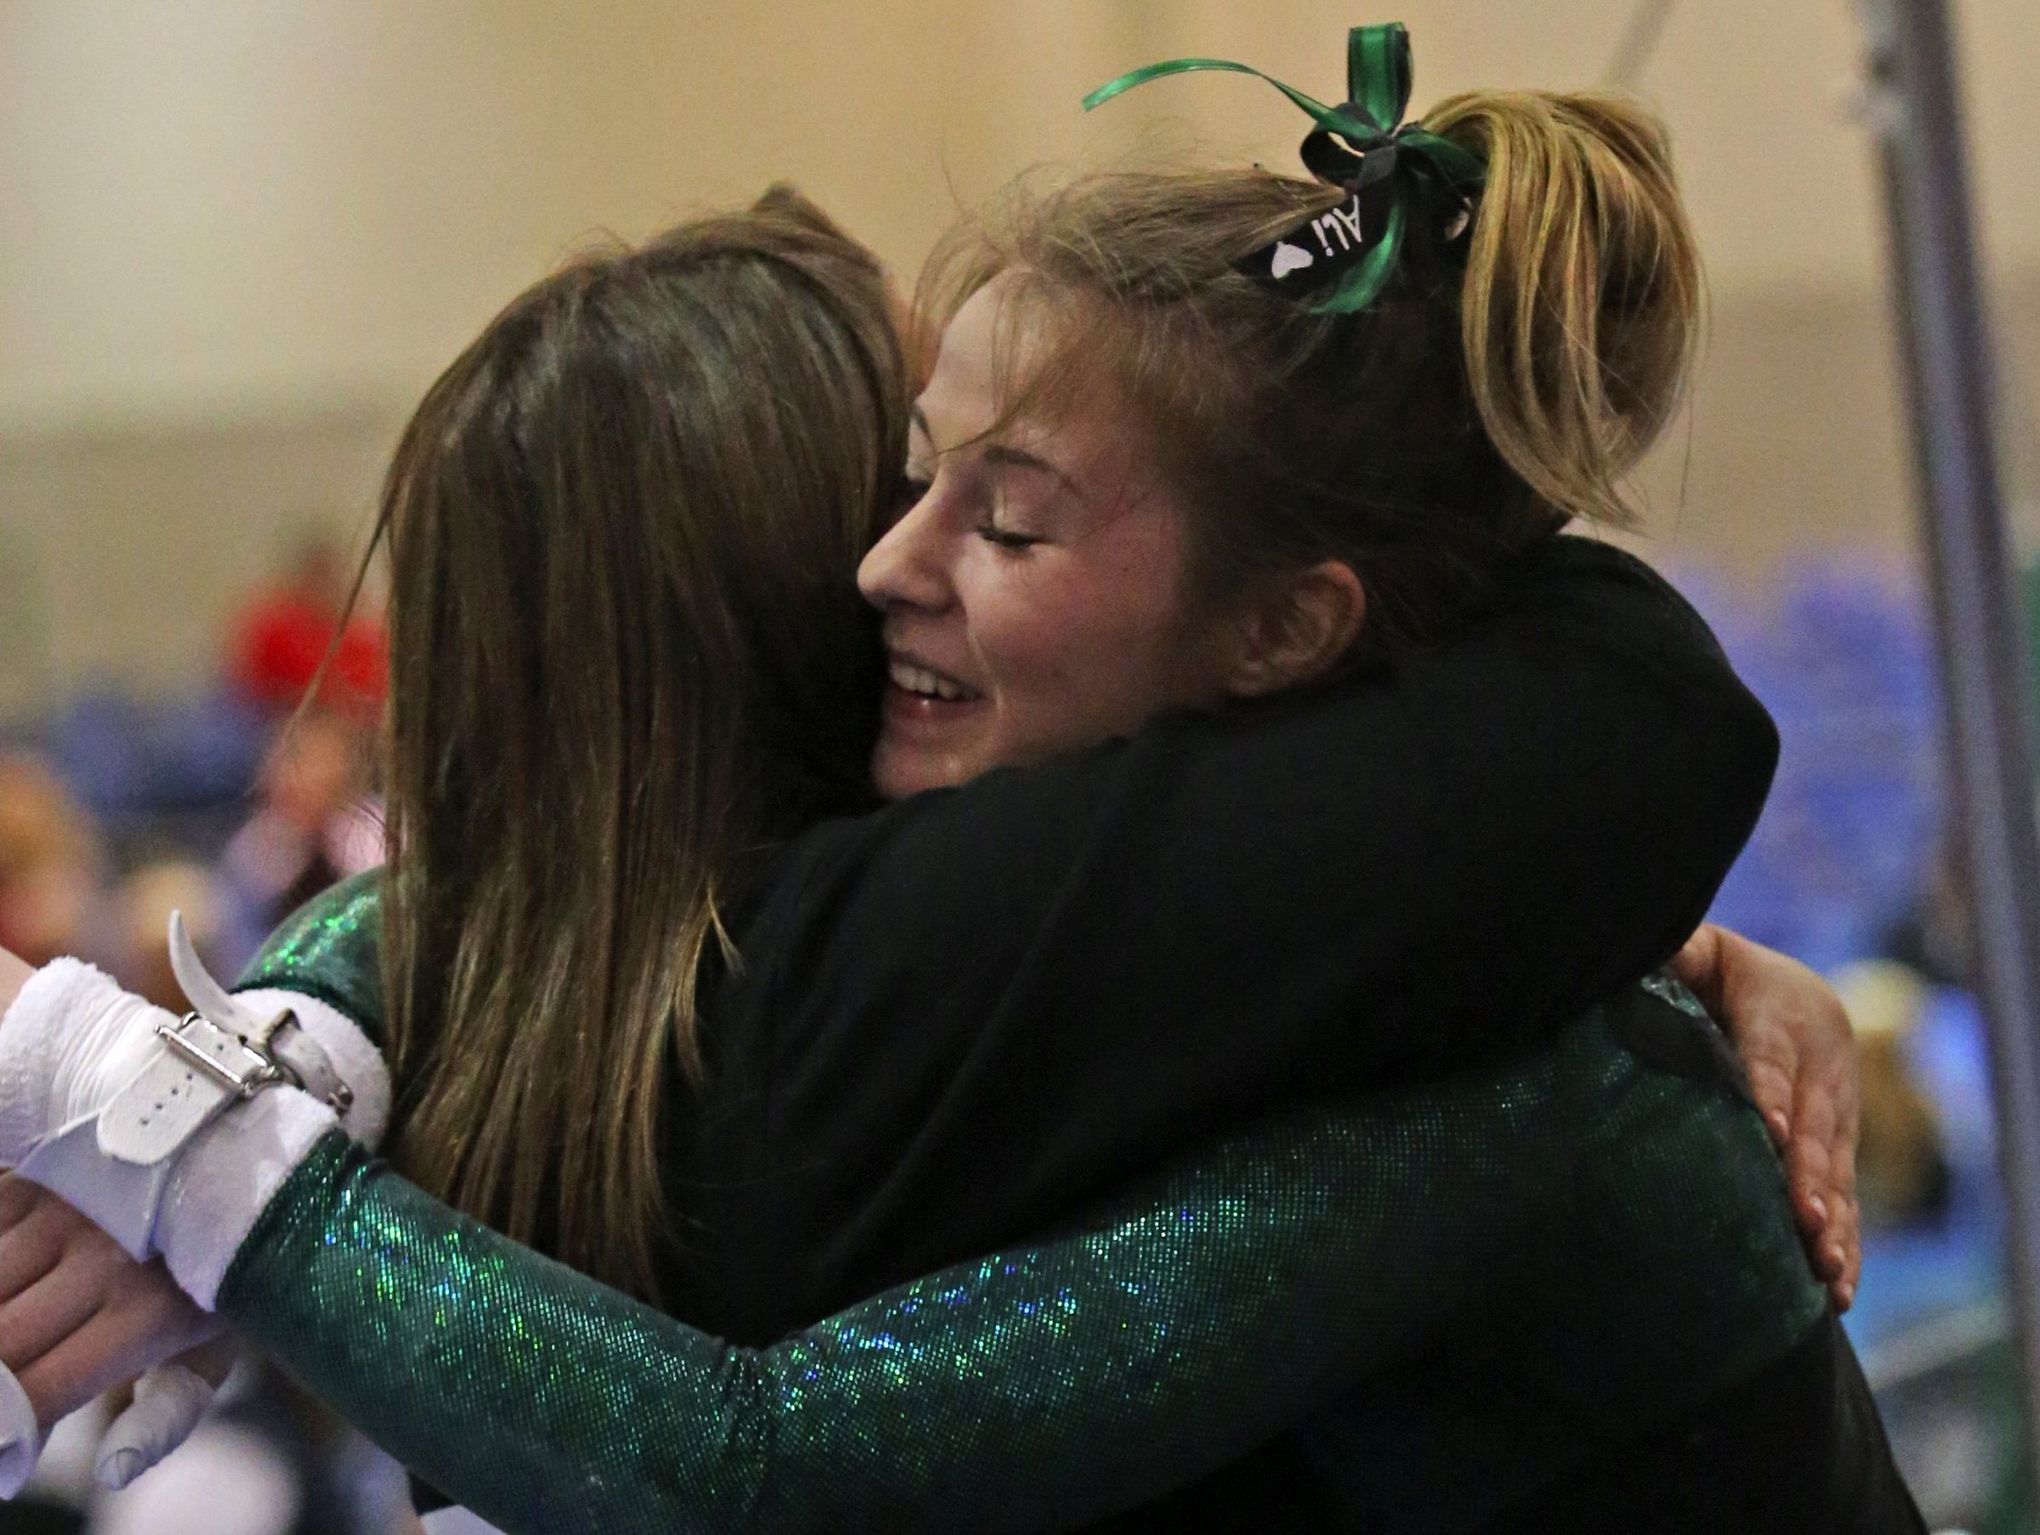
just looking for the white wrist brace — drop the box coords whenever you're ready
[0,914,385,1305]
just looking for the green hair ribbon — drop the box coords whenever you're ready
[1082,23,1485,314]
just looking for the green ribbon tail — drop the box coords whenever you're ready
[1347,23,1414,133]
[1083,56,1371,139]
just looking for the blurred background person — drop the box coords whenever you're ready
[0,756,105,971]
[217,713,380,972]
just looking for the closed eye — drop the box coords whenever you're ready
[977,525,1043,551]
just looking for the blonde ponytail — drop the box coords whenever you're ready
[1428,91,1702,529]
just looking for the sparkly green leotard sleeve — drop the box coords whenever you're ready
[216,986,1822,1534]
[241,871,384,1029]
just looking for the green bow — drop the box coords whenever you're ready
[1083,22,1484,313]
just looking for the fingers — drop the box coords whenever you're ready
[95,1361,217,1491]
[1797,1018,1862,1306]
[0,1262,106,1376]
[1825,1085,1863,1309]
[1791,1067,1839,1212]
[14,1273,216,1433]
[1827,1188,1862,1310]
[1777,1037,1867,1306]
[1784,1128,1840,1279]
[1735,1009,1801,1154]
[1743,1056,1796,1151]
[0,1196,70,1306]
[0,1176,40,1231]
[1666,925,1728,1018]
[1788,1076,1843,1273]
[1709,938,1805,1149]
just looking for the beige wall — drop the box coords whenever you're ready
[0,409,396,719]
[1631,270,2040,577]
[2,0,2036,711]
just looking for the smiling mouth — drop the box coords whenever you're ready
[886,657,984,704]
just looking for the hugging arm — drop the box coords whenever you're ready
[220,1099,1517,1535]
[211,996,1823,1535]
[734,539,1778,1287]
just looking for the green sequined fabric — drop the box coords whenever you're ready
[235,870,384,1032]
[218,998,1820,1533]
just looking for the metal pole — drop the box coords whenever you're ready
[1853,0,2040,1483]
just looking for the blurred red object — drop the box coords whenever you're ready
[227,538,386,720]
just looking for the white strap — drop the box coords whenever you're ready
[167,914,352,1117]
[167,912,259,1041]
[98,1018,248,1166]
[90,917,354,1169]
[233,990,388,1149]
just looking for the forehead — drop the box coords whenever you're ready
[916,274,1129,463]
[916,274,1033,433]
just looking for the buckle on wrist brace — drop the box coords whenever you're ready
[166,911,352,1118]
[154,1013,299,1099]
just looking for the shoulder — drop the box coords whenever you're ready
[1500,533,1731,663]
[235,868,386,1031]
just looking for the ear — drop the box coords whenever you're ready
[1218,561,1367,699]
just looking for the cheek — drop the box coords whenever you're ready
[966,531,1197,745]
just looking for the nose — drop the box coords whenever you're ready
[857,485,953,615]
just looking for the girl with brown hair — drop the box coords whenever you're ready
[0,24,1912,1529]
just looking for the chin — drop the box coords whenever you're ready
[872,749,939,803]
[872,743,976,802]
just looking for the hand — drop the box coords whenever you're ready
[1669,925,1862,1309]
[0,1177,222,1436]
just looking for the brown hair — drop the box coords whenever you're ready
[374,187,906,1300]
[927,88,1700,664]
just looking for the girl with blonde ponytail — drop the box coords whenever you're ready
[0,24,1919,1533]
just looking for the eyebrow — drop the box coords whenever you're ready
[911,404,1088,504]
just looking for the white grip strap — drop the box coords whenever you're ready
[95,915,352,1169]
[98,1016,262,1166]
[165,913,353,1123]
